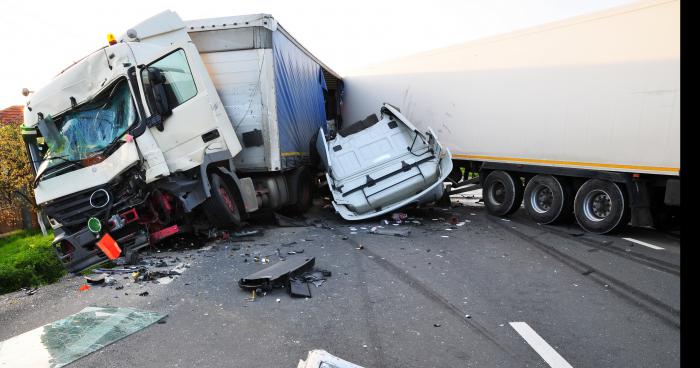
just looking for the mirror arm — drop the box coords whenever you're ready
[145,114,165,132]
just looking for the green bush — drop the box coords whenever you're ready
[0,230,65,294]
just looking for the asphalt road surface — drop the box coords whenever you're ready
[0,193,680,367]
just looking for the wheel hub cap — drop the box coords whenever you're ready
[530,185,553,214]
[583,190,611,222]
[491,182,506,205]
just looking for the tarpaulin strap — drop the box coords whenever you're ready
[341,155,436,197]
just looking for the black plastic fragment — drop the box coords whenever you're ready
[289,279,311,298]
[238,255,315,290]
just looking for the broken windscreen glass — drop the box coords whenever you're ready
[38,80,136,167]
[0,306,165,368]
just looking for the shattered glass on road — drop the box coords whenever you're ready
[0,306,165,368]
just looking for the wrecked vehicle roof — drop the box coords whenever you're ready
[23,44,135,128]
[317,103,452,220]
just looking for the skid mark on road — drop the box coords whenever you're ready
[326,227,534,365]
[347,233,387,368]
[487,216,680,329]
[510,219,679,276]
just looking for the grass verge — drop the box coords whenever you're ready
[0,230,65,294]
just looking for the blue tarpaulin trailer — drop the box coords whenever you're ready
[187,14,343,173]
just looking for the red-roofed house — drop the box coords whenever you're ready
[0,105,24,125]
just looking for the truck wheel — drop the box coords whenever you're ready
[447,166,463,183]
[202,173,243,228]
[523,175,573,224]
[574,179,628,234]
[483,170,523,216]
[284,167,313,214]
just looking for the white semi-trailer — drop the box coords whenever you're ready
[342,0,680,234]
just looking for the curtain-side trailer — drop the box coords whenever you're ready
[342,0,680,234]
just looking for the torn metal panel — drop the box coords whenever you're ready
[289,279,312,298]
[238,255,315,290]
[23,43,136,129]
[317,103,452,221]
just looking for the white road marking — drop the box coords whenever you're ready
[509,322,574,368]
[622,237,664,250]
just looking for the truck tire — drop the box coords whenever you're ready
[447,166,463,183]
[523,175,573,224]
[202,173,243,228]
[483,170,523,216]
[284,167,313,214]
[574,179,628,234]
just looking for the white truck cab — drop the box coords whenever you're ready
[21,11,335,272]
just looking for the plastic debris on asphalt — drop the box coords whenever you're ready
[369,227,410,237]
[297,349,365,368]
[391,212,408,223]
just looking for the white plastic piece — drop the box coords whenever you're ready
[296,349,364,368]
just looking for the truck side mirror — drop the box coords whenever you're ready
[147,68,172,120]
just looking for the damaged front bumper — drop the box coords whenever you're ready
[317,103,452,221]
[43,170,178,273]
[53,227,150,274]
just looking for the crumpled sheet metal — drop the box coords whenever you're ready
[0,306,166,368]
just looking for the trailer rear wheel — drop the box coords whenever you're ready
[202,173,243,229]
[284,167,313,214]
[483,170,523,216]
[523,175,573,224]
[574,179,627,234]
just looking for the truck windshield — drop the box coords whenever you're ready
[41,80,136,166]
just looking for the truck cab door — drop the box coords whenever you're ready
[139,42,241,173]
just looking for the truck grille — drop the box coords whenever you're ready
[44,186,112,229]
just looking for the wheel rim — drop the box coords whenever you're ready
[582,189,611,222]
[530,184,553,214]
[219,185,237,214]
[489,181,506,205]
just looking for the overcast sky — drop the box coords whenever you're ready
[0,0,635,108]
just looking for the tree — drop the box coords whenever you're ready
[0,124,36,230]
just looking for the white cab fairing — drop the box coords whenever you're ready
[23,43,135,128]
[318,104,452,220]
